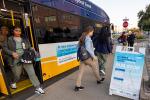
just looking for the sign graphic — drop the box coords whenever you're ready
[109,46,145,100]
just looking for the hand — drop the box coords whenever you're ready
[12,52,19,59]
[93,56,97,61]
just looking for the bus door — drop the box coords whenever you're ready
[0,49,9,96]
[0,8,41,96]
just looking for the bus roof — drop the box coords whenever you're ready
[31,0,110,24]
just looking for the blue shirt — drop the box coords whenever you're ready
[85,36,95,58]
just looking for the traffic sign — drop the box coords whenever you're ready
[123,21,128,28]
[123,17,129,22]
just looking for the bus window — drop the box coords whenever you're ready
[32,4,82,44]
[32,3,105,44]
[0,0,24,12]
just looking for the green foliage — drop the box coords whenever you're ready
[138,4,150,31]
[136,35,145,39]
[112,34,120,39]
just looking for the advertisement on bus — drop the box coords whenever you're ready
[57,43,78,65]
[38,41,79,81]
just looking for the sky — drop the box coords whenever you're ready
[91,0,150,32]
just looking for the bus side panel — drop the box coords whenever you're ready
[39,42,79,81]
[41,58,79,81]
[0,69,8,95]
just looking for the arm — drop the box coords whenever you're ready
[85,38,95,58]
[2,40,13,56]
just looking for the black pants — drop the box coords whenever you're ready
[128,41,134,47]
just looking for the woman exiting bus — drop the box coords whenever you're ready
[2,26,45,94]
[75,26,101,91]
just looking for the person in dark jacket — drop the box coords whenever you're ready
[93,26,111,81]
[118,32,127,46]
[2,26,45,94]
[127,31,136,47]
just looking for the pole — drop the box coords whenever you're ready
[2,0,6,9]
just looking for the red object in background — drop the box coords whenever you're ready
[123,21,128,28]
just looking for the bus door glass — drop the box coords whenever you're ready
[0,49,9,95]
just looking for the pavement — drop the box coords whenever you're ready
[27,54,130,100]
[140,41,150,100]
[27,41,150,100]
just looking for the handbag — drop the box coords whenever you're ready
[20,49,36,64]
[77,44,91,61]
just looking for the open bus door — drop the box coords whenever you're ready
[0,50,10,96]
[0,3,42,96]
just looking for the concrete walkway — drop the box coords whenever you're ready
[27,54,130,100]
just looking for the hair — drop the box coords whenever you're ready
[97,26,110,43]
[12,26,21,31]
[79,26,94,46]
[122,32,126,35]
[0,26,8,31]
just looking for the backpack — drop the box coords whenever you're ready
[77,44,91,61]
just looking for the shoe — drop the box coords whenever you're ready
[74,86,84,91]
[35,87,45,94]
[100,70,106,75]
[97,80,102,84]
[11,83,17,89]
[100,78,105,82]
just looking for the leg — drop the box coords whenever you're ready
[128,42,130,47]
[76,62,85,87]
[97,53,105,70]
[84,58,101,81]
[96,52,103,70]
[102,54,108,72]
[97,53,108,77]
[131,41,134,47]
[23,64,40,88]
[11,64,23,83]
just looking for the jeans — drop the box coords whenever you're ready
[96,52,108,77]
[11,63,40,88]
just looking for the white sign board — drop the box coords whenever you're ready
[109,46,145,100]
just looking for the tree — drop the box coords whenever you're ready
[138,10,144,19]
[138,4,150,32]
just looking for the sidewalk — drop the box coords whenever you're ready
[140,41,150,100]
[27,54,129,100]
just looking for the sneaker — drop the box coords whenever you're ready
[74,86,84,91]
[100,78,105,82]
[35,87,45,94]
[11,83,17,89]
[97,80,102,84]
[100,70,106,75]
